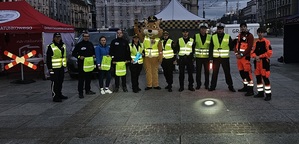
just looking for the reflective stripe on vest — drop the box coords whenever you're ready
[130,43,144,64]
[50,43,67,68]
[195,34,211,58]
[162,39,174,59]
[83,57,95,72]
[212,34,230,58]
[143,37,159,57]
[101,56,112,70]
[115,61,126,76]
[178,38,193,56]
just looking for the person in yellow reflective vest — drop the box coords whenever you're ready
[129,34,144,93]
[46,32,68,102]
[109,29,131,92]
[208,23,236,92]
[95,36,113,95]
[72,32,96,98]
[175,29,195,92]
[194,23,212,90]
[161,31,175,92]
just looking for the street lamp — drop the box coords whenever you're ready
[104,0,107,28]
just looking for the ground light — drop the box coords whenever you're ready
[193,98,225,115]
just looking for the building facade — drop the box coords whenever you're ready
[95,0,198,29]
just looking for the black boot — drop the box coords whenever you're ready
[53,96,62,102]
[238,84,247,92]
[245,86,254,96]
[254,91,264,98]
[264,93,271,101]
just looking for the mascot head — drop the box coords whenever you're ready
[142,16,163,39]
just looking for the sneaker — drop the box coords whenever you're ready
[100,88,106,95]
[105,88,113,94]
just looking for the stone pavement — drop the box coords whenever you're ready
[1,37,299,144]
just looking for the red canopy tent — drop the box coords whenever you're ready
[0,1,74,33]
[0,1,75,80]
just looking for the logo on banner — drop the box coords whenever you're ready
[0,10,20,24]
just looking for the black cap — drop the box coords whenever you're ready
[53,32,61,38]
[163,31,169,35]
[147,16,158,22]
[240,22,247,27]
[182,29,188,32]
[133,34,139,38]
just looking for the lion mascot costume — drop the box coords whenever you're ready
[134,16,163,90]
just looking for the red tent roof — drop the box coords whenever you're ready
[0,1,74,33]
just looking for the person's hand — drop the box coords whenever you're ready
[79,56,84,60]
[173,60,177,65]
[255,56,260,62]
[236,54,242,59]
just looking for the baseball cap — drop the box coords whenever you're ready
[53,32,61,38]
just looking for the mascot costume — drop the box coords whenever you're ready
[134,16,163,89]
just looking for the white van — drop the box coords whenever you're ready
[224,23,260,39]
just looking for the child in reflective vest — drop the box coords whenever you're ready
[95,36,112,95]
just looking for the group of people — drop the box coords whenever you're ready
[46,22,272,102]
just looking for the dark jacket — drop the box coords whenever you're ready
[46,41,65,69]
[72,40,95,70]
[109,37,131,62]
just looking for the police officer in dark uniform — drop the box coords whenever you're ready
[194,23,212,90]
[72,32,96,98]
[46,32,68,102]
[161,31,175,92]
[175,29,195,92]
[208,23,236,92]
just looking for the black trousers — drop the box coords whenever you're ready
[78,70,92,94]
[195,58,209,88]
[161,58,174,87]
[178,55,194,88]
[50,67,65,97]
[210,58,233,88]
[129,63,143,90]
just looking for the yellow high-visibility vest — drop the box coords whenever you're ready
[101,56,112,71]
[178,37,193,56]
[83,57,95,72]
[115,61,126,76]
[130,43,144,64]
[50,43,67,68]
[143,36,159,57]
[212,34,230,58]
[195,34,211,58]
[162,39,174,59]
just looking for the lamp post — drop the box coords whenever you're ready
[275,0,278,37]
[104,0,107,28]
